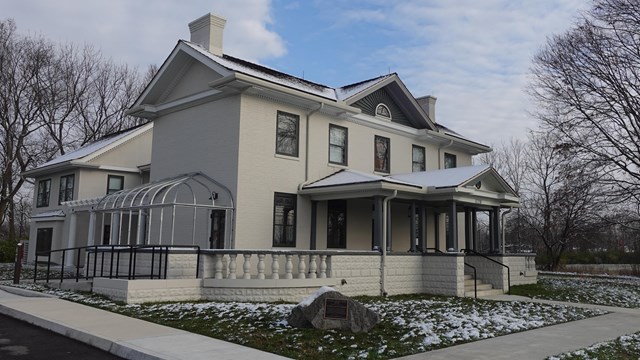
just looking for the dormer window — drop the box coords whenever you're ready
[375,103,391,120]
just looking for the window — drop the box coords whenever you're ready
[329,124,348,165]
[444,153,457,169]
[107,175,125,195]
[275,111,299,157]
[374,136,390,173]
[375,103,391,119]
[36,179,51,207]
[327,200,347,248]
[35,228,53,254]
[58,174,75,204]
[273,192,296,247]
[412,145,426,172]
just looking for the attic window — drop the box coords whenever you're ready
[375,103,391,120]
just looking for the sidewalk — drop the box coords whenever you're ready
[0,285,288,360]
[1,285,639,360]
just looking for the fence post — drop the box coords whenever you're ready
[13,243,24,284]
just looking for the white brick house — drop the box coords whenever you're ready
[24,13,536,303]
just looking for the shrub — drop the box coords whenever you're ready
[0,239,19,263]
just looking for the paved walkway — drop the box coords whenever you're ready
[1,285,639,360]
[0,285,287,360]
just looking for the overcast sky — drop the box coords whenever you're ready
[2,0,588,146]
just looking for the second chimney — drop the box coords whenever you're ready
[416,95,437,123]
[189,13,227,56]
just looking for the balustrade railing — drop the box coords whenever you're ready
[203,250,335,280]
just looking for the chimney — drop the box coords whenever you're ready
[188,13,227,56]
[416,95,437,123]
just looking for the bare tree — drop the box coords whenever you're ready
[0,18,153,239]
[530,0,640,209]
[520,132,603,270]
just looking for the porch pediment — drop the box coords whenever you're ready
[300,165,519,207]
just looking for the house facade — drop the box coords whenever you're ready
[24,13,536,302]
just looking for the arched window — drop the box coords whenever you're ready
[375,103,391,120]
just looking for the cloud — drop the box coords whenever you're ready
[1,0,287,66]
[320,0,588,144]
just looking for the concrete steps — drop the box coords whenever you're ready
[464,274,504,298]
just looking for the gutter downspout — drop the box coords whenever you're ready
[381,190,398,297]
[298,103,324,190]
[501,207,513,254]
[438,140,454,168]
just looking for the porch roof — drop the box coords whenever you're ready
[300,165,519,207]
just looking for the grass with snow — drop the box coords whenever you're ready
[511,274,640,308]
[1,277,606,360]
[547,332,640,360]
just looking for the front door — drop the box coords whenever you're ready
[210,210,226,249]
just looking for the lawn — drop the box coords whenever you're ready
[547,332,640,360]
[0,267,605,360]
[510,274,640,308]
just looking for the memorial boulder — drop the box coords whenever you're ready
[287,287,379,333]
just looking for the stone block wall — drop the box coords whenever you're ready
[201,286,323,303]
[329,255,381,296]
[464,255,507,291]
[422,254,465,297]
[92,278,203,304]
[85,250,200,280]
[385,254,425,295]
[503,254,538,287]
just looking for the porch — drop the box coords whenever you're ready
[34,246,537,304]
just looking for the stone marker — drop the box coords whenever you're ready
[287,287,379,333]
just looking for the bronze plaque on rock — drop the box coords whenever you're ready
[324,298,349,320]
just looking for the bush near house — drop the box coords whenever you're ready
[0,239,18,263]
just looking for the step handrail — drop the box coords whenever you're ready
[424,248,477,298]
[461,248,510,294]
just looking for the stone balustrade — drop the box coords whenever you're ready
[201,249,339,280]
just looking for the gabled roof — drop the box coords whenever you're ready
[301,165,519,205]
[335,75,394,101]
[21,123,153,177]
[304,169,419,189]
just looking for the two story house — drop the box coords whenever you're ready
[24,13,535,302]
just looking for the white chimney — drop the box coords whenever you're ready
[188,13,227,56]
[416,95,437,123]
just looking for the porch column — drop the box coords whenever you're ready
[386,200,392,252]
[446,200,457,251]
[110,211,120,245]
[409,202,417,252]
[67,210,77,248]
[310,201,317,250]
[489,209,495,253]
[418,204,426,252]
[434,212,440,251]
[492,206,501,253]
[471,209,478,251]
[87,210,96,246]
[464,207,472,250]
[136,210,146,245]
[373,196,384,250]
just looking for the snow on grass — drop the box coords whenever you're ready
[0,279,606,360]
[528,275,640,308]
[547,332,640,360]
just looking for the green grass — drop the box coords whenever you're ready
[510,275,640,308]
[548,332,640,359]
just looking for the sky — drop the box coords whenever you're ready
[1,0,588,146]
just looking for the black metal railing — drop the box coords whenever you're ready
[34,244,200,284]
[461,248,511,294]
[423,248,477,298]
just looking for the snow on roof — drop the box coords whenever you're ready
[183,41,337,100]
[389,165,490,188]
[31,210,65,219]
[303,169,418,189]
[35,124,150,169]
[335,74,393,101]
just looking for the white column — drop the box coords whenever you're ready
[110,212,120,245]
[67,211,77,248]
[87,211,96,246]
